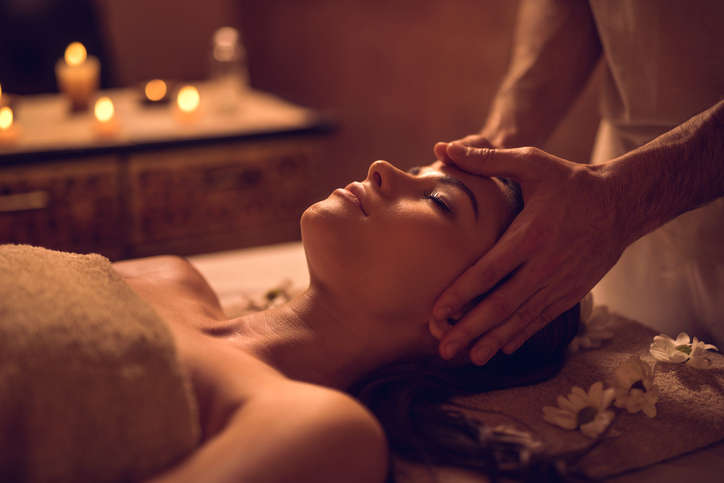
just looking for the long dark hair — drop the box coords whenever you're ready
[349,304,580,482]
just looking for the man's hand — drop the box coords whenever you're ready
[431,142,629,365]
[434,135,498,165]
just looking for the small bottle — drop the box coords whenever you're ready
[210,26,249,113]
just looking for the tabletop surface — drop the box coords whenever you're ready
[0,84,330,160]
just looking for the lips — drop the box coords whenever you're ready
[339,182,368,215]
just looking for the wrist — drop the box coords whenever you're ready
[593,160,658,247]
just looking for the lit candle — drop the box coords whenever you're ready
[144,79,169,104]
[175,85,201,122]
[93,97,119,137]
[55,42,100,112]
[0,106,20,145]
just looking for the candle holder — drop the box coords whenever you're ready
[55,42,100,113]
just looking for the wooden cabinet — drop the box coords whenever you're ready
[0,157,124,259]
[126,136,322,257]
[0,87,331,260]
[0,136,324,260]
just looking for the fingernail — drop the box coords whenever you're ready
[473,346,492,366]
[434,306,451,321]
[449,142,468,156]
[443,342,460,360]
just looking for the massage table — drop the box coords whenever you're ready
[187,241,724,482]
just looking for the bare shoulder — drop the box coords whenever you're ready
[239,382,389,483]
[113,255,223,318]
[113,255,203,285]
[150,379,389,483]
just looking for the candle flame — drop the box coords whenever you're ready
[0,107,12,130]
[94,97,114,122]
[65,42,87,67]
[0,83,3,99]
[145,79,167,101]
[177,86,200,113]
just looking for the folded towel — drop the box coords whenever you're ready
[395,313,724,482]
[0,245,199,483]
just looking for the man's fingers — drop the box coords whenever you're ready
[435,136,496,164]
[458,281,546,366]
[501,297,579,354]
[432,237,522,323]
[447,143,543,182]
[434,142,454,164]
[437,267,537,361]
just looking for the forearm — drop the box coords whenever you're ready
[481,0,602,148]
[601,98,724,245]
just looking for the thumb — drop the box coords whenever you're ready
[447,142,529,182]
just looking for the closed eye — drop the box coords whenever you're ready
[423,189,452,215]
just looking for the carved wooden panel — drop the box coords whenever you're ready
[127,137,321,252]
[0,157,122,258]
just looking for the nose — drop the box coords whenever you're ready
[367,160,404,197]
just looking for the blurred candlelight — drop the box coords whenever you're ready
[145,79,168,103]
[0,106,13,130]
[55,42,100,112]
[93,97,118,137]
[65,42,87,65]
[176,85,201,122]
[0,106,19,144]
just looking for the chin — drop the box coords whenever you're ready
[301,201,359,283]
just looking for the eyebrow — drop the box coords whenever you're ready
[408,166,479,221]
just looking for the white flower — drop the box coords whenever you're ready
[612,355,659,417]
[568,294,614,353]
[649,332,719,369]
[542,382,616,438]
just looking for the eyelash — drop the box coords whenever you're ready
[423,189,452,214]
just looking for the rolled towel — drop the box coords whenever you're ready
[0,245,199,483]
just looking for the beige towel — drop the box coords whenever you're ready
[395,314,724,482]
[0,245,199,482]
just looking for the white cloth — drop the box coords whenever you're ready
[587,0,724,347]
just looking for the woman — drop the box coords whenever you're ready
[113,160,578,482]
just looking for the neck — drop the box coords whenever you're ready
[230,286,435,390]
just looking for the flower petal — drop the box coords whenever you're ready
[543,407,578,429]
[557,395,577,413]
[599,387,615,411]
[588,382,604,402]
[643,402,657,418]
[674,332,691,345]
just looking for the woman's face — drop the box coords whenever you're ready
[301,160,512,322]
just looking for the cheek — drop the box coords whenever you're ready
[368,214,479,306]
